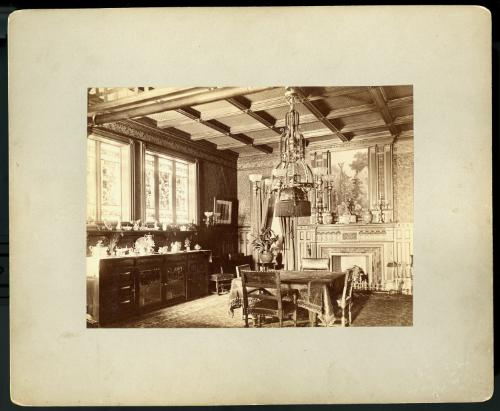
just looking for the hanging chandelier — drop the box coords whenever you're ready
[272,87,314,217]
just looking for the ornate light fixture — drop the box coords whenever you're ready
[272,87,314,217]
[311,166,335,224]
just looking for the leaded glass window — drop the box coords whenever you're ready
[175,162,189,224]
[87,139,97,221]
[158,158,173,222]
[86,135,131,223]
[145,154,156,223]
[145,151,196,224]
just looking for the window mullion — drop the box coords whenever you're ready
[154,155,160,223]
[172,160,177,224]
[96,141,101,222]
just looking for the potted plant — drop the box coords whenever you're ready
[251,228,279,263]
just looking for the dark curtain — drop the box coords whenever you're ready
[279,216,297,270]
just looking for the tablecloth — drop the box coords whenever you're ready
[228,270,346,325]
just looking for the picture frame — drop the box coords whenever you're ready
[213,198,232,225]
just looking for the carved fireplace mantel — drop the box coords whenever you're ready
[297,222,413,290]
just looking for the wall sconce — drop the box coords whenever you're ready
[203,211,214,227]
[249,174,263,183]
[249,174,267,194]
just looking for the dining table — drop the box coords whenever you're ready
[227,270,346,326]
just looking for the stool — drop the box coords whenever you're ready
[209,273,235,295]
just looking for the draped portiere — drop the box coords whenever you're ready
[279,217,297,270]
[250,180,274,262]
[249,180,298,270]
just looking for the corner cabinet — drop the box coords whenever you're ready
[86,251,211,327]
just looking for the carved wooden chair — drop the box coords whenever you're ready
[235,264,251,278]
[209,256,235,295]
[336,266,359,326]
[297,266,359,327]
[297,280,325,327]
[300,258,330,271]
[241,270,297,327]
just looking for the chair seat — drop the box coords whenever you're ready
[297,298,322,314]
[210,273,235,281]
[251,297,296,314]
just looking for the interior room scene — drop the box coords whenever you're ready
[86,86,413,328]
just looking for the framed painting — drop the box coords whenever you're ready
[213,198,233,225]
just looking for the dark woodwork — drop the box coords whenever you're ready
[226,96,283,135]
[92,87,271,125]
[88,87,211,114]
[163,254,188,304]
[98,258,137,324]
[198,225,238,259]
[368,86,399,137]
[186,254,209,299]
[88,86,413,157]
[87,251,211,327]
[175,107,273,154]
[136,255,164,312]
[296,88,349,142]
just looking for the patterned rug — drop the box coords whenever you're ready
[107,291,413,328]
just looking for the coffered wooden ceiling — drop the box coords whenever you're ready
[88,86,413,157]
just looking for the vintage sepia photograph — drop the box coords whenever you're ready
[86,86,414,328]
[9,6,492,405]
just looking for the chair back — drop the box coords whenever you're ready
[236,264,251,278]
[301,257,330,271]
[211,255,224,274]
[341,266,359,302]
[240,270,282,313]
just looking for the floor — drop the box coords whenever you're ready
[108,291,413,328]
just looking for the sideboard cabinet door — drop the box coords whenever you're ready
[163,254,188,304]
[136,256,163,313]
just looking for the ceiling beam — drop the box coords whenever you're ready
[226,96,282,135]
[195,87,368,121]
[91,87,272,125]
[88,87,208,114]
[168,104,410,145]
[368,86,399,136]
[326,103,377,119]
[393,114,413,125]
[185,102,386,138]
[176,107,273,154]
[387,95,413,110]
[341,119,388,134]
[296,88,349,142]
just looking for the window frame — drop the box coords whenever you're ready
[144,148,198,225]
[87,133,133,223]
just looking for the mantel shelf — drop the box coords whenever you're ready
[299,222,396,228]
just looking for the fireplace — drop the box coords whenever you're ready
[331,253,372,283]
[296,222,413,291]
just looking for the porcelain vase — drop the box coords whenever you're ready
[322,212,333,224]
[362,210,373,224]
[259,251,274,263]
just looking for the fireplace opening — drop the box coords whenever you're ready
[331,254,372,284]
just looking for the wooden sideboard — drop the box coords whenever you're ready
[86,251,210,327]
